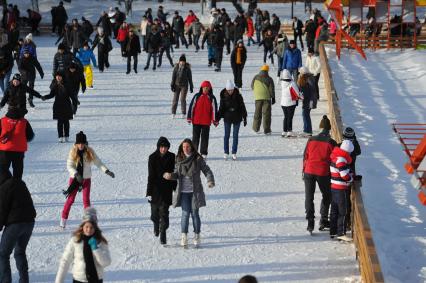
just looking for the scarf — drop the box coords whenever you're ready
[82,235,100,283]
[236,47,243,64]
[177,153,196,177]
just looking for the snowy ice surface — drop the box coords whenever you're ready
[4,34,361,282]
[328,48,426,283]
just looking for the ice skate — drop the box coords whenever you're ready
[232,154,237,160]
[181,233,188,247]
[60,218,67,229]
[193,234,200,248]
[224,154,229,160]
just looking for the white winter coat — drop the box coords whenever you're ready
[55,237,111,283]
[305,55,321,76]
[67,148,109,179]
[280,80,301,107]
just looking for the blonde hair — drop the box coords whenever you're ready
[70,144,96,164]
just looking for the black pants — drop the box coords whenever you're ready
[225,38,232,54]
[281,105,296,132]
[192,125,210,155]
[263,48,274,64]
[294,32,304,49]
[304,173,331,222]
[187,29,193,45]
[215,47,223,70]
[150,202,170,233]
[175,31,188,48]
[98,51,110,72]
[232,64,244,88]
[314,73,320,100]
[158,48,173,66]
[0,151,24,179]
[127,55,138,73]
[22,79,35,100]
[306,37,314,52]
[330,189,347,236]
[57,119,70,138]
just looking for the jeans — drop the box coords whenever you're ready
[263,48,274,64]
[180,193,201,234]
[192,125,210,155]
[255,27,262,43]
[145,52,158,69]
[288,69,299,83]
[158,48,173,66]
[224,122,241,154]
[0,70,12,94]
[314,73,320,100]
[193,34,200,51]
[232,64,244,88]
[302,108,312,134]
[304,173,331,221]
[61,178,91,219]
[174,31,188,48]
[330,189,348,236]
[57,119,70,138]
[0,151,24,180]
[281,105,296,132]
[127,55,138,73]
[0,222,34,283]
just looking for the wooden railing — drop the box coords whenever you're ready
[319,43,385,283]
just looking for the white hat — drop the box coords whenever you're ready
[340,140,354,153]
[225,80,235,90]
[281,69,291,80]
[299,66,310,75]
[25,33,33,41]
[82,207,98,224]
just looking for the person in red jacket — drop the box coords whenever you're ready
[184,10,198,46]
[187,81,218,158]
[302,115,337,233]
[246,14,256,46]
[0,108,34,179]
[117,22,130,56]
[329,140,354,241]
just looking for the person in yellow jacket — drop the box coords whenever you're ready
[250,65,275,135]
[76,41,97,89]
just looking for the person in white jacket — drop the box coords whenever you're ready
[280,69,302,137]
[55,207,111,283]
[140,15,148,50]
[60,131,115,229]
[305,48,321,99]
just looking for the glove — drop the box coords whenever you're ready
[207,181,215,188]
[171,85,175,92]
[88,237,98,250]
[82,86,86,93]
[271,97,276,105]
[74,173,83,184]
[40,73,44,79]
[163,172,172,180]
[190,87,193,93]
[243,119,247,127]
[146,196,152,203]
[105,170,115,178]
[41,96,46,101]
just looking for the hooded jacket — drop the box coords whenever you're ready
[280,79,300,107]
[187,89,219,126]
[303,130,337,176]
[283,47,302,70]
[330,147,353,190]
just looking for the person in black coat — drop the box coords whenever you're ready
[259,29,274,65]
[158,27,174,68]
[81,17,94,40]
[230,40,247,88]
[123,30,141,74]
[304,19,316,52]
[42,72,76,143]
[0,172,36,283]
[144,27,162,71]
[55,1,68,37]
[65,62,86,114]
[146,136,177,245]
[18,49,44,108]
[96,11,112,38]
[292,17,304,51]
[92,27,112,73]
[218,80,247,160]
[172,11,188,49]
[52,43,74,76]
[211,25,225,72]
[0,73,42,112]
[0,49,13,94]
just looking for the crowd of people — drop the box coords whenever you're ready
[0,2,363,282]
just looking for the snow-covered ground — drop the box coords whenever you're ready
[328,48,426,283]
[5,35,361,281]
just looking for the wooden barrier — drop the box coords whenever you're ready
[319,43,385,283]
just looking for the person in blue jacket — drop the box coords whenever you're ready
[282,40,302,82]
[76,41,97,89]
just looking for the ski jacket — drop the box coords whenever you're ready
[66,147,109,179]
[246,17,254,37]
[117,26,129,43]
[184,14,197,27]
[0,178,36,231]
[330,147,353,190]
[76,48,97,67]
[251,70,275,101]
[218,88,247,124]
[187,91,218,126]
[53,51,73,76]
[280,80,300,107]
[305,55,321,76]
[303,131,337,176]
[283,47,302,70]
[0,117,34,152]
[55,236,111,283]
[19,42,37,59]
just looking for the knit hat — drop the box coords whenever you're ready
[200,81,212,88]
[58,43,66,50]
[75,131,88,144]
[225,80,235,90]
[237,39,243,45]
[12,73,21,82]
[261,64,269,72]
[25,33,32,41]
[281,69,291,80]
[319,115,331,131]
[340,140,354,153]
[343,127,355,139]
[289,39,295,45]
[157,136,171,149]
[82,207,98,224]
[179,54,186,62]
[299,66,309,75]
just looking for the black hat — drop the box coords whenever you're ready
[12,73,21,82]
[343,127,355,139]
[157,136,170,149]
[55,70,65,77]
[319,115,331,131]
[75,131,88,144]
[179,54,186,62]
[58,43,66,50]
[174,10,179,14]
[289,40,296,45]
[308,48,315,54]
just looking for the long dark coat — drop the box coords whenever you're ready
[45,79,75,120]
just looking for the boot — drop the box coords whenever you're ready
[194,233,200,247]
[60,218,67,229]
[307,219,314,232]
[28,98,35,108]
[154,223,159,237]
[180,233,188,246]
[160,231,167,245]
[319,219,330,231]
